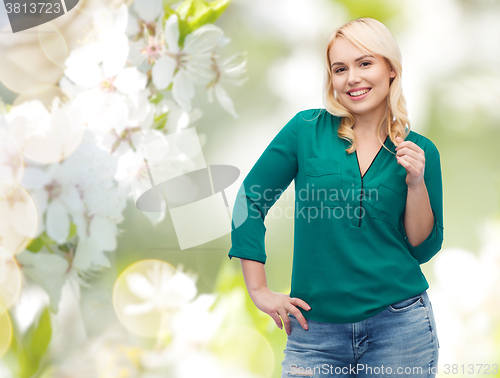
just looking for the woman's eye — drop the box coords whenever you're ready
[334,62,370,73]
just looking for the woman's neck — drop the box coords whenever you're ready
[352,123,388,141]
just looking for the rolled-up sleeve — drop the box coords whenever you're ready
[228,114,299,264]
[399,143,444,264]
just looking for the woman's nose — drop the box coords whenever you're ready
[347,70,361,86]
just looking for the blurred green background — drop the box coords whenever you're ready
[1,0,499,377]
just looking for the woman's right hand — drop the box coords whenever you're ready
[249,287,311,335]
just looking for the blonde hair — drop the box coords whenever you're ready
[323,18,410,155]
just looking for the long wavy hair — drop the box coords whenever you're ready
[323,18,410,155]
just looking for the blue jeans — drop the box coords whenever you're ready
[281,290,439,377]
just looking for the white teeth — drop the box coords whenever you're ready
[349,89,370,97]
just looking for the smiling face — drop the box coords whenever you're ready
[328,36,396,124]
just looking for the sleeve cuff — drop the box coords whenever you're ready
[399,208,444,264]
[228,247,267,264]
[401,208,438,247]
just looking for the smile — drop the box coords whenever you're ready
[347,88,371,100]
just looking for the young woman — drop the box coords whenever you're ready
[228,18,443,378]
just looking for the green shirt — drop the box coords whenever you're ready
[228,108,444,323]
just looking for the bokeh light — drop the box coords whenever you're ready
[0,128,24,195]
[113,259,197,338]
[13,84,70,111]
[49,0,112,55]
[207,325,275,378]
[38,23,68,68]
[0,23,67,94]
[0,246,22,311]
[0,306,13,358]
[0,186,38,254]
[7,98,85,164]
[95,341,144,378]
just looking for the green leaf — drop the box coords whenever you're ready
[26,237,44,253]
[173,0,231,46]
[176,0,195,20]
[163,0,179,7]
[150,91,164,104]
[26,223,75,253]
[189,0,230,30]
[2,320,25,378]
[58,243,73,253]
[26,232,55,253]
[16,250,70,313]
[3,307,52,378]
[68,222,77,240]
[177,19,191,48]
[153,112,168,130]
[21,307,52,378]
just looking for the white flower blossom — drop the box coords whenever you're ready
[64,4,148,135]
[124,263,197,316]
[0,2,250,376]
[133,0,163,24]
[65,5,130,86]
[5,98,85,165]
[16,247,88,313]
[127,19,165,71]
[152,14,223,110]
[22,131,127,272]
[0,246,21,311]
[90,89,155,156]
[0,127,24,194]
[207,52,248,118]
[156,98,203,134]
[0,185,38,254]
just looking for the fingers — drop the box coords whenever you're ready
[396,146,421,162]
[288,298,311,331]
[272,312,284,330]
[397,155,416,174]
[293,311,309,331]
[396,139,423,156]
[397,155,423,176]
[289,297,312,312]
[273,296,313,335]
[278,308,291,335]
[397,153,420,168]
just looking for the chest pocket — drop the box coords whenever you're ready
[304,157,342,207]
[372,172,408,227]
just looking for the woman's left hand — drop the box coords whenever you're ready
[395,136,425,188]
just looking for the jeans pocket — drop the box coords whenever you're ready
[425,296,440,349]
[388,293,424,312]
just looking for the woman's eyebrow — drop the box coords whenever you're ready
[331,54,375,68]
